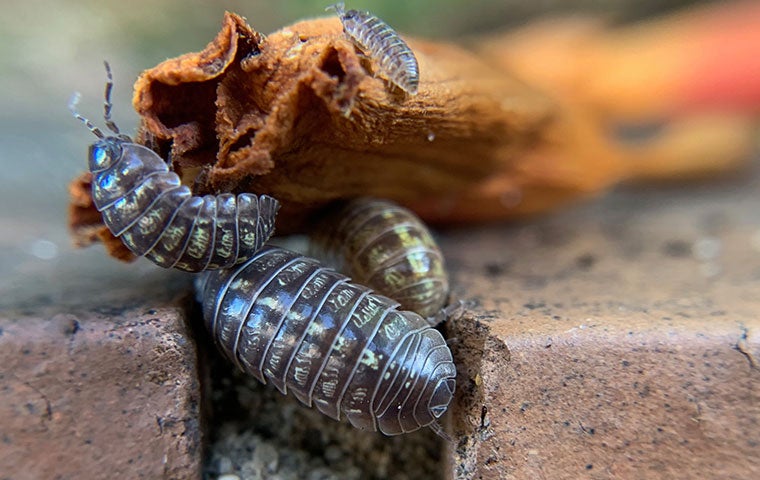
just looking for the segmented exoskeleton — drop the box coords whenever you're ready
[310,198,449,319]
[329,2,420,95]
[196,245,456,436]
[69,62,279,272]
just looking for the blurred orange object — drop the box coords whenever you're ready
[486,0,760,119]
[415,0,759,223]
[70,2,760,257]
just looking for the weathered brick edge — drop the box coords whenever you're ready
[0,304,202,479]
[444,295,760,479]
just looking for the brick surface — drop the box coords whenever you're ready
[5,174,760,480]
[441,173,760,479]
[0,252,201,480]
[5,152,760,480]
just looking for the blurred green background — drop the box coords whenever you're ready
[0,0,712,307]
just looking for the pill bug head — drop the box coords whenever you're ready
[69,61,133,173]
[325,2,346,17]
[327,2,362,31]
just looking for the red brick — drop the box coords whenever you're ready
[441,185,760,479]
[0,304,202,479]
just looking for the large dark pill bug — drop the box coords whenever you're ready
[195,245,456,435]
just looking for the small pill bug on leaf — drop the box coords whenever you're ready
[328,2,420,95]
[195,245,456,436]
[310,198,449,319]
[69,62,279,272]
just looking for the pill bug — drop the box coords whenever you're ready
[328,2,420,95]
[69,62,279,272]
[310,198,449,319]
[195,245,456,436]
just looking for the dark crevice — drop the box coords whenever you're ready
[153,81,218,132]
[734,324,759,370]
[320,48,347,83]
[228,131,257,154]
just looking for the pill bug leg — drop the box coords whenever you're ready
[428,420,454,442]
[427,299,465,327]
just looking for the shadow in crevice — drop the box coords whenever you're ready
[445,312,504,479]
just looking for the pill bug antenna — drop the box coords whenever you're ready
[68,91,104,139]
[326,2,345,15]
[102,61,130,141]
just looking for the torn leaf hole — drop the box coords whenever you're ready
[238,32,262,60]
[229,131,257,153]
[320,48,347,83]
[153,82,217,131]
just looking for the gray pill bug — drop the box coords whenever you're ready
[328,2,420,95]
[69,62,279,272]
[309,198,449,319]
[195,245,456,436]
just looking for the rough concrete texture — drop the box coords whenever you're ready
[441,169,760,479]
[0,240,202,479]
